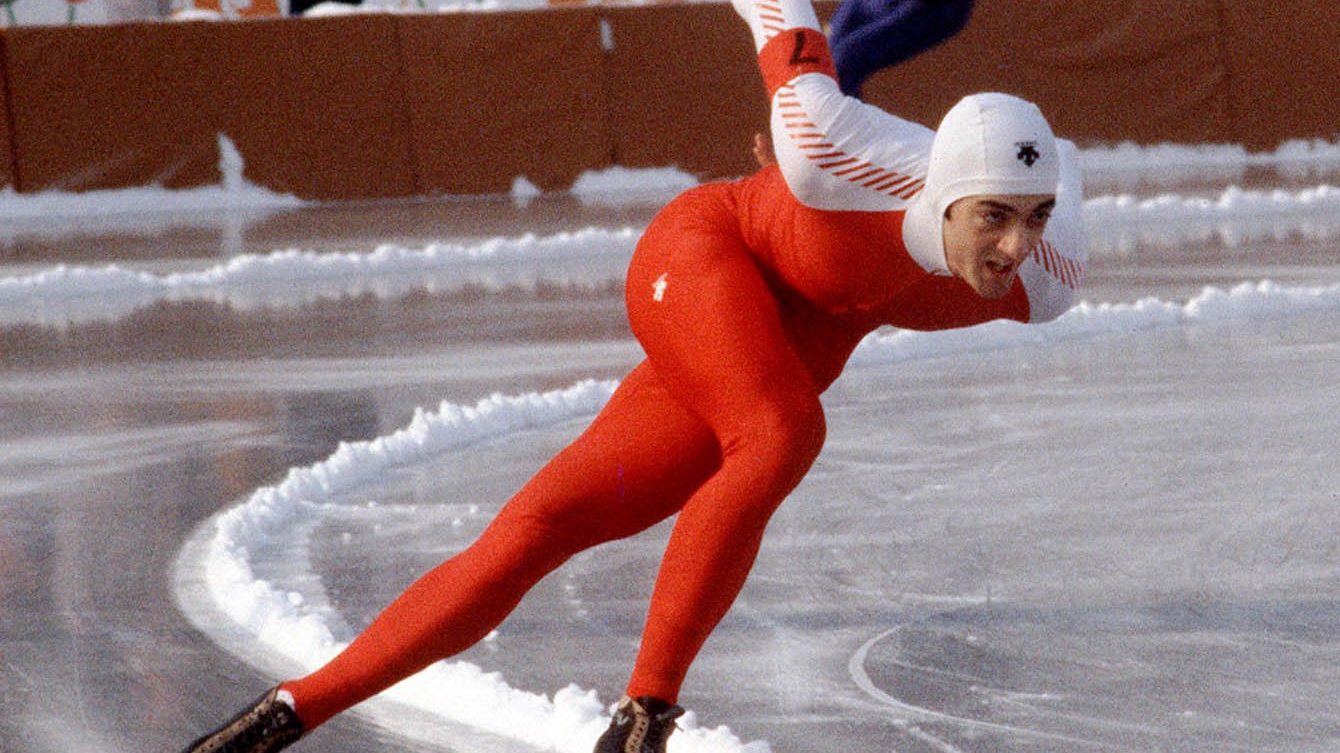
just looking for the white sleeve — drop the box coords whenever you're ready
[730,0,818,53]
[1019,139,1089,322]
[731,0,934,211]
[772,74,934,211]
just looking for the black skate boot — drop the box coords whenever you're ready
[593,695,685,753]
[181,686,305,753]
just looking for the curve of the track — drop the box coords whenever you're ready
[5,172,1340,753]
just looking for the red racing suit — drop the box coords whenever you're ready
[281,0,1087,727]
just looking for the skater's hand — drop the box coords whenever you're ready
[753,132,776,168]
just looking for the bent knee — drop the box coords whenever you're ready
[487,501,604,561]
[727,395,827,472]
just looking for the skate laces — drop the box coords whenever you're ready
[618,696,684,753]
[193,689,302,753]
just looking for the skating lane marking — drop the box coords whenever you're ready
[847,625,1104,748]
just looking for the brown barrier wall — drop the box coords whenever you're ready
[857,0,1236,146]
[0,33,14,191]
[208,17,416,199]
[4,22,220,193]
[1219,1,1340,151]
[398,9,610,194]
[0,1,1337,197]
[2,16,415,198]
[602,3,767,179]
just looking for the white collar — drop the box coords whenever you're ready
[902,193,950,275]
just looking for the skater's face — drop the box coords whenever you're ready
[942,194,1055,299]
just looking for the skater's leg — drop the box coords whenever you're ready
[281,363,721,729]
[620,197,828,702]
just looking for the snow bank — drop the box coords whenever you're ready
[0,135,302,218]
[5,180,1337,327]
[568,166,701,206]
[508,165,701,208]
[847,280,1340,367]
[0,228,639,327]
[1083,184,1340,254]
[1080,138,1340,183]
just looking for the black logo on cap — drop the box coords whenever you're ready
[1016,141,1040,167]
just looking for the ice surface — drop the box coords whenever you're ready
[3,141,1340,753]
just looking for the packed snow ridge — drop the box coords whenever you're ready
[2,180,1339,326]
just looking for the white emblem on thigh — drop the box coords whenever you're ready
[652,273,668,302]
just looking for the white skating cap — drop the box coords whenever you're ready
[904,92,1060,273]
[929,92,1059,209]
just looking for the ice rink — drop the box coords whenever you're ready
[3,144,1340,753]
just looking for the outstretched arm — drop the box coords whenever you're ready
[730,0,935,211]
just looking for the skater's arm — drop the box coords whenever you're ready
[730,0,934,211]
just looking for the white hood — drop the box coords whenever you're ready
[904,92,1061,274]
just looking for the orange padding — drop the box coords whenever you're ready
[757,27,836,98]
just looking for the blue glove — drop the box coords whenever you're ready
[829,0,975,97]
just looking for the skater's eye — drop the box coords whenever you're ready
[978,208,1007,227]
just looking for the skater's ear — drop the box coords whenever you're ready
[752,132,776,168]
